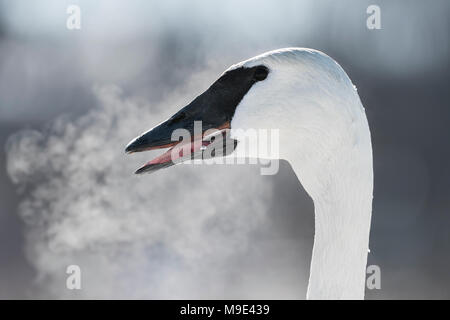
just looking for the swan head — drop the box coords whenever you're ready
[125,48,369,198]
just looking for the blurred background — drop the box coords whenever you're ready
[0,0,449,299]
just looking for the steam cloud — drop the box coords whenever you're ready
[6,83,306,298]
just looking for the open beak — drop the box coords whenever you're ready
[125,64,268,174]
[125,90,236,174]
[125,120,233,174]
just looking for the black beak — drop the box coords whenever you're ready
[125,64,269,174]
[124,94,231,155]
[124,90,234,174]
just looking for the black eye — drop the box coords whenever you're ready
[253,66,269,81]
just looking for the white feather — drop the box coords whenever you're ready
[230,48,373,299]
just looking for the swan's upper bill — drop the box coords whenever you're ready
[125,48,373,300]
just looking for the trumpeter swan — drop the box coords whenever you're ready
[125,48,373,300]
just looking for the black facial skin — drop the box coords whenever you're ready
[125,65,269,154]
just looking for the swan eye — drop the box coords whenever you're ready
[253,66,269,81]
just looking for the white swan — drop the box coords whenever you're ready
[125,48,374,300]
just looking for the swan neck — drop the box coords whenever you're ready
[306,190,372,299]
[296,144,373,300]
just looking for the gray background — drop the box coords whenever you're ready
[0,0,449,299]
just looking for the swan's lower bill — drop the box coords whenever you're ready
[126,120,234,174]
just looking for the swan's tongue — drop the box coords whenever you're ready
[133,129,237,174]
[135,138,211,174]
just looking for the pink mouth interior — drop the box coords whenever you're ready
[136,128,230,172]
[143,139,211,166]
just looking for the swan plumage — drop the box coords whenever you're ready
[126,48,374,299]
